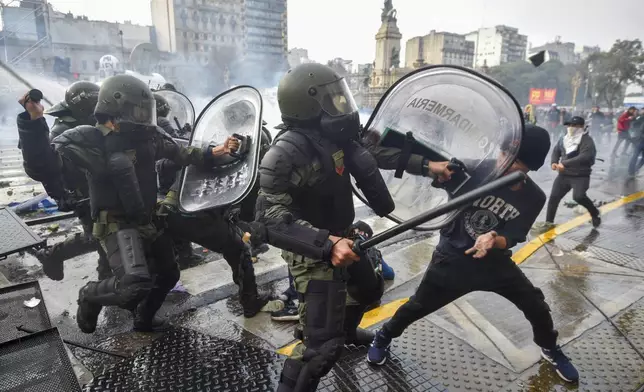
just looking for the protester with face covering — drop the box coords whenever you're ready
[545,116,600,228]
[612,107,637,157]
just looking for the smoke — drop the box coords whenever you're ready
[0,63,67,144]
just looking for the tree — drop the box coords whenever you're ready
[487,59,577,107]
[581,39,644,108]
[487,39,644,109]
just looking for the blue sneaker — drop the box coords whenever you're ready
[381,260,395,281]
[541,346,579,383]
[367,329,391,365]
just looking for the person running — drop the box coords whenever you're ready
[545,116,601,228]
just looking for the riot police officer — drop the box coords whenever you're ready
[255,63,452,391]
[17,74,240,333]
[46,81,99,139]
[25,81,112,281]
[154,92,178,137]
[156,120,274,317]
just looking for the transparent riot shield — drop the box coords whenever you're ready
[357,65,524,230]
[178,86,263,213]
[154,89,195,138]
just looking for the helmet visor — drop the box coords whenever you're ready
[314,78,358,117]
[115,95,157,127]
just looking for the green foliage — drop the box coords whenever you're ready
[487,59,577,107]
[582,39,644,108]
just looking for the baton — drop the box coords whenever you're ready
[353,171,526,252]
[173,116,182,130]
[0,59,53,106]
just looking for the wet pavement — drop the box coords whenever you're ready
[2,138,644,391]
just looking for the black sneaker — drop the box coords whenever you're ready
[271,303,299,321]
[591,214,601,228]
[76,285,103,334]
[541,346,579,383]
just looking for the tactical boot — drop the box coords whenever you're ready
[241,294,270,318]
[35,248,65,281]
[344,305,374,346]
[96,247,113,280]
[276,358,319,392]
[133,314,171,332]
[174,240,204,267]
[132,281,174,333]
[238,255,269,317]
[76,283,103,334]
[132,301,171,332]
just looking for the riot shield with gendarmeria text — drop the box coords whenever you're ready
[179,86,263,213]
[357,65,524,230]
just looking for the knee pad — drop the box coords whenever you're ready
[303,280,347,348]
[296,280,347,380]
[300,337,345,378]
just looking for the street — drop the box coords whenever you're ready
[1,135,644,391]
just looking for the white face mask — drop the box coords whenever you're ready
[567,126,581,136]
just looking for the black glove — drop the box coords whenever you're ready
[237,221,267,248]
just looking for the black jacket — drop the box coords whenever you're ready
[551,133,596,177]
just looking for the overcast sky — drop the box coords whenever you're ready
[45,0,644,64]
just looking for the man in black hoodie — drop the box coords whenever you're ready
[545,116,600,227]
[367,124,580,383]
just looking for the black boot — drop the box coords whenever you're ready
[276,358,319,392]
[38,232,98,281]
[35,247,64,281]
[133,311,171,332]
[96,247,113,280]
[76,282,104,333]
[241,293,269,318]
[174,240,204,267]
[132,284,173,332]
[344,305,374,346]
[237,252,269,317]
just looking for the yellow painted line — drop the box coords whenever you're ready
[276,298,410,356]
[512,190,644,264]
[276,190,644,356]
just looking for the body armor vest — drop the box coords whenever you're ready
[276,130,355,234]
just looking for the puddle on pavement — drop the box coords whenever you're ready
[515,362,579,391]
[615,308,638,336]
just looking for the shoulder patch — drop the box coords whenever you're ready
[332,150,345,176]
[125,149,137,164]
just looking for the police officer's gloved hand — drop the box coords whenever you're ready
[55,196,76,212]
[237,221,267,248]
[181,123,192,135]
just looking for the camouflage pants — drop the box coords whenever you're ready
[283,250,358,361]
